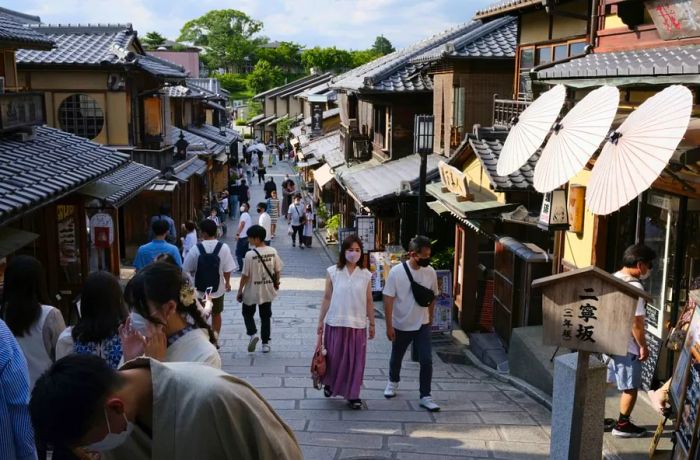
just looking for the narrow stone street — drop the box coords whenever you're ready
[217,159,552,459]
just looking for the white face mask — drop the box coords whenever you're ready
[639,270,651,281]
[85,409,134,452]
[240,206,247,212]
[129,312,151,337]
[345,251,361,264]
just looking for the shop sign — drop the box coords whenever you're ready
[538,189,569,230]
[311,102,323,135]
[438,161,472,201]
[535,267,647,355]
[645,0,700,40]
[356,216,376,251]
[433,270,453,333]
[0,92,45,132]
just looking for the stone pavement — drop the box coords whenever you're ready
[217,158,552,459]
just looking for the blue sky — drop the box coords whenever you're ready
[5,0,495,50]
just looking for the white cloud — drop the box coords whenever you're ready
[6,0,494,49]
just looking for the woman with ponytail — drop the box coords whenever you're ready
[120,262,221,368]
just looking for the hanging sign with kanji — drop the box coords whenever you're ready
[533,266,652,355]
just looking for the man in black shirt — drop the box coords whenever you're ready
[264,177,277,199]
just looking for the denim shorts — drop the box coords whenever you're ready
[606,352,642,391]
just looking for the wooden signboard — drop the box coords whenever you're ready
[438,161,472,201]
[645,0,700,41]
[534,266,652,355]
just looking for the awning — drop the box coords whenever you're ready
[268,114,288,126]
[427,201,449,215]
[247,114,265,126]
[0,227,39,258]
[426,183,518,219]
[205,101,227,111]
[297,158,320,168]
[314,164,335,188]
[78,182,123,201]
[255,114,276,126]
[173,158,207,182]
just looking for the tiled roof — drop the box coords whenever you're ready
[16,24,186,78]
[136,54,187,78]
[0,8,53,50]
[0,126,129,224]
[171,156,207,182]
[536,44,700,80]
[253,72,334,100]
[163,84,205,98]
[338,154,442,205]
[303,131,344,168]
[332,21,492,92]
[474,0,541,19]
[171,127,225,156]
[412,16,517,63]
[185,124,241,145]
[187,78,225,96]
[469,137,538,191]
[95,161,160,207]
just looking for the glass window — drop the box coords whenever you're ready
[537,47,552,65]
[554,44,568,61]
[453,87,465,130]
[519,47,535,69]
[569,42,587,56]
[58,94,105,140]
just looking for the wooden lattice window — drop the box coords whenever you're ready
[58,94,104,140]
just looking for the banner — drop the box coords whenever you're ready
[311,102,323,134]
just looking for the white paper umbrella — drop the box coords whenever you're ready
[247,142,267,153]
[534,85,620,193]
[496,84,566,177]
[587,85,693,215]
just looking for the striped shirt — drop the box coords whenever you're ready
[0,319,36,460]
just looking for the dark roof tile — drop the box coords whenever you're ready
[0,8,54,50]
[0,126,128,224]
[469,136,539,191]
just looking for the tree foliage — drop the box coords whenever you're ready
[301,46,353,73]
[215,73,248,93]
[372,35,395,55]
[256,41,303,75]
[350,49,382,68]
[246,60,285,95]
[177,9,264,71]
[142,31,166,49]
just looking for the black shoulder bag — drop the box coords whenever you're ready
[252,248,279,290]
[402,262,435,308]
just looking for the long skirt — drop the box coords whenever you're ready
[320,324,367,400]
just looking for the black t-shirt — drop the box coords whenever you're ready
[228,183,240,196]
[238,185,249,202]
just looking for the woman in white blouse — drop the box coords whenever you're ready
[316,235,375,409]
[181,221,198,259]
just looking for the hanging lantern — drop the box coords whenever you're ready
[538,189,569,231]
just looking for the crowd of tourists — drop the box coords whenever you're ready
[0,145,451,459]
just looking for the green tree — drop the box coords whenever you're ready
[247,99,262,119]
[178,9,264,72]
[246,59,284,95]
[215,73,248,93]
[142,31,167,49]
[256,41,303,76]
[372,35,395,55]
[350,49,382,68]
[301,46,353,73]
[276,116,294,139]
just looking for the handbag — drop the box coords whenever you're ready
[287,224,293,236]
[402,262,436,308]
[310,332,327,390]
[295,205,307,225]
[252,248,279,290]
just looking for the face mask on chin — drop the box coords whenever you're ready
[84,409,134,453]
[639,269,651,281]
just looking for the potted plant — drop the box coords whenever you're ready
[325,214,341,242]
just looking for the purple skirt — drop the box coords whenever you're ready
[320,324,367,400]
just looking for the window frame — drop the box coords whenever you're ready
[57,93,105,140]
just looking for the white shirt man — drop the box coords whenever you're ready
[257,203,272,244]
[382,236,440,412]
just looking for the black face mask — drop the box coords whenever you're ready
[416,257,431,267]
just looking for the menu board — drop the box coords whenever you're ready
[641,332,663,391]
[355,216,376,251]
[433,270,453,333]
[673,306,700,409]
[676,352,700,456]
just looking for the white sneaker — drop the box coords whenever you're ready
[247,335,259,352]
[384,381,399,399]
[419,396,440,412]
[262,344,271,353]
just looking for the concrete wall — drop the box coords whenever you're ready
[147,50,198,77]
[22,70,130,145]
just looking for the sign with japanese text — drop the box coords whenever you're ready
[646,0,700,40]
[534,267,649,355]
[311,102,323,135]
[433,270,453,333]
[438,161,471,199]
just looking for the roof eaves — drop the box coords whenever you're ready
[473,0,541,19]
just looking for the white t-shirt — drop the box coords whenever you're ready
[325,265,372,329]
[288,203,304,226]
[242,245,283,305]
[614,271,647,355]
[258,212,272,240]
[182,230,197,259]
[183,239,237,298]
[383,262,439,331]
[239,212,252,236]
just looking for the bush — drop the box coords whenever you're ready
[215,73,248,93]
[235,119,247,126]
[244,132,253,139]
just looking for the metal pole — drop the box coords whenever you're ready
[417,151,427,236]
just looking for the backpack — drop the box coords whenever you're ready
[194,242,223,292]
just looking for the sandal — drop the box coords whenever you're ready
[348,399,363,410]
[323,385,332,398]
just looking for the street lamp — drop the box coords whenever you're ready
[414,114,435,236]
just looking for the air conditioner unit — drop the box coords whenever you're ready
[399,181,412,194]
